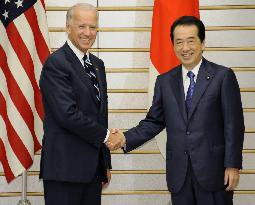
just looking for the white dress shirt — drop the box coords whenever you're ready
[67,39,90,66]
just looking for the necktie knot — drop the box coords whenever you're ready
[83,55,87,63]
[83,54,87,61]
[187,71,195,79]
[83,55,91,66]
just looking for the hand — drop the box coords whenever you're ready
[224,167,240,191]
[106,128,126,150]
[102,169,111,189]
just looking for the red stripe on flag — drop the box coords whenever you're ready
[40,0,46,10]
[150,0,200,74]
[6,22,44,123]
[0,45,41,152]
[25,6,50,66]
[0,138,15,183]
[0,92,32,169]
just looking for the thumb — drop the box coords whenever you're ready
[110,128,118,134]
[224,171,229,185]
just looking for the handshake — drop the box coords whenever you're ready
[106,129,126,151]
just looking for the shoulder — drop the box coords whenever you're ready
[89,53,104,65]
[44,45,67,67]
[157,64,181,80]
[202,58,237,82]
[41,45,72,79]
[203,58,231,73]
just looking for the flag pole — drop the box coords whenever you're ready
[18,171,31,205]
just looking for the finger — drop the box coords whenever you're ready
[224,172,228,185]
[110,128,118,134]
[106,141,112,147]
[226,176,236,191]
[108,145,115,151]
[112,144,120,151]
[106,142,114,150]
[121,137,126,146]
[232,176,239,189]
[111,142,120,150]
[235,177,240,188]
[102,182,109,189]
[225,185,232,191]
[227,180,233,191]
[113,142,122,150]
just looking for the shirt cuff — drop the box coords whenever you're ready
[104,129,110,143]
[122,143,127,153]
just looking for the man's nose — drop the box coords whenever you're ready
[83,26,91,35]
[182,42,190,51]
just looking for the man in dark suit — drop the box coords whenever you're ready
[107,16,244,205]
[39,3,123,205]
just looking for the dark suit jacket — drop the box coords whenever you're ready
[39,43,111,183]
[125,58,244,193]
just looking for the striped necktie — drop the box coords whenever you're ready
[186,71,196,112]
[83,55,100,102]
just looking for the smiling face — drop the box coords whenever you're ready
[173,25,205,70]
[66,7,98,53]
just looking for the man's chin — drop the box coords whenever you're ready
[182,59,192,65]
[79,46,91,53]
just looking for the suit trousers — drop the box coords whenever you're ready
[171,158,233,205]
[43,164,104,205]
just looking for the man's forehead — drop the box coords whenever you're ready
[174,25,198,36]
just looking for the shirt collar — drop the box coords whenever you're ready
[67,38,90,63]
[182,59,203,80]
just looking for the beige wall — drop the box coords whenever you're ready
[1,0,255,204]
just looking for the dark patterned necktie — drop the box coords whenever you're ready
[186,71,196,112]
[83,55,100,102]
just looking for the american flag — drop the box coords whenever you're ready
[0,0,50,183]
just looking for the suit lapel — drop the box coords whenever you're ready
[63,43,98,105]
[170,67,187,123]
[188,58,215,120]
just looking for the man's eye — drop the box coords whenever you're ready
[90,26,97,30]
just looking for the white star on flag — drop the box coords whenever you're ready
[15,0,23,8]
[5,0,10,4]
[2,10,9,20]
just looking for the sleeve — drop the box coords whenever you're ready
[221,68,245,169]
[124,76,166,152]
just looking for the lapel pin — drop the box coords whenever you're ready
[206,76,210,80]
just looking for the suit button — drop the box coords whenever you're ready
[186,131,190,135]
[184,151,188,154]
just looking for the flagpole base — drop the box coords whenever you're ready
[17,199,31,205]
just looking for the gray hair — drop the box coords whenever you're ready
[66,3,98,26]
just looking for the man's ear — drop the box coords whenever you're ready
[66,24,70,35]
[202,40,206,50]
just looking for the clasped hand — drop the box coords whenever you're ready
[106,129,126,151]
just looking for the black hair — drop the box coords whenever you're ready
[170,16,205,43]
